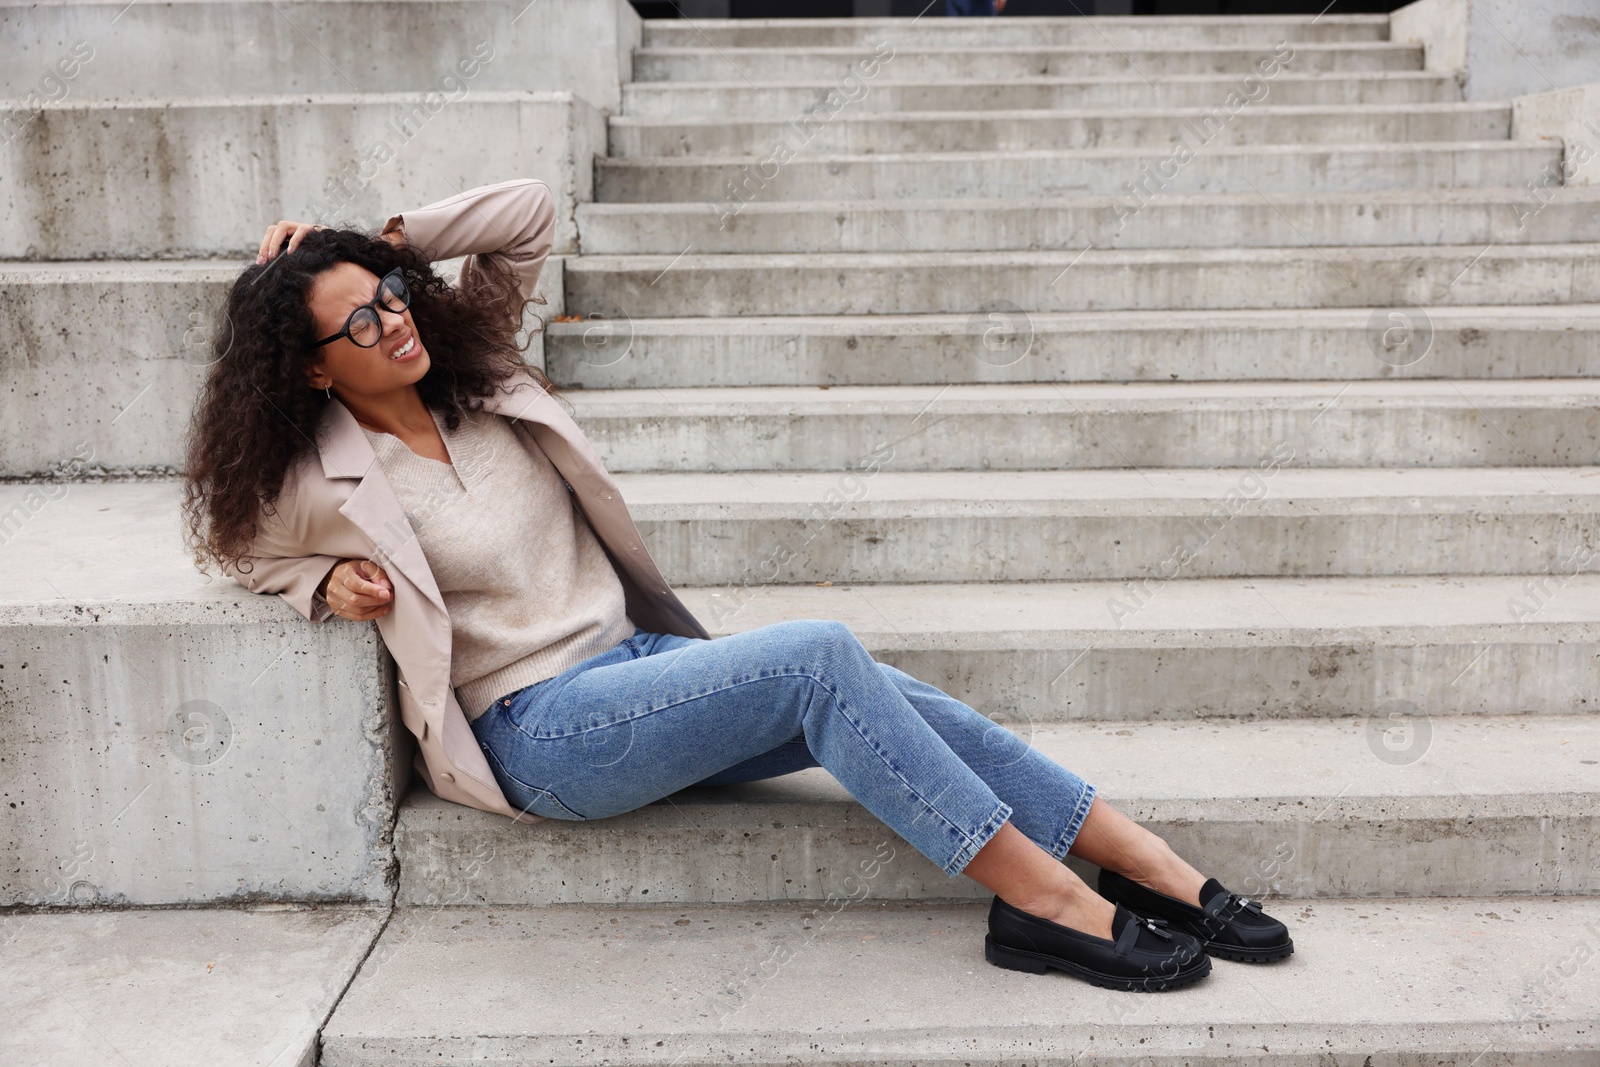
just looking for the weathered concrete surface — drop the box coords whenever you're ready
[609,103,1511,157]
[394,715,1599,905]
[0,903,386,1067]
[0,92,604,259]
[640,15,1389,49]
[564,244,1600,317]
[321,897,1600,1066]
[567,381,1600,471]
[577,188,1600,254]
[621,71,1462,118]
[1393,0,1600,100]
[634,42,1424,81]
[673,575,1600,724]
[0,0,641,112]
[0,483,406,906]
[605,465,1600,585]
[547,306,1600,388]
[1513,81,1600,188]
[0,256,560,477]
[597,142,1560,201]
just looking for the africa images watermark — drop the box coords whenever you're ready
[707,39,895,230]
[1108,39,1295,232]
[1104,441,1296,627]
[303,40,497,225]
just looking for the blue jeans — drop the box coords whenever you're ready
[468,619,1098,878]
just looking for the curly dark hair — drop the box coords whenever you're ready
[179,225,558,580]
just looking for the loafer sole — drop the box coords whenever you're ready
[984,933,1212,991]
[1200,936,1294,963]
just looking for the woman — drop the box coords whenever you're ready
[180,177,1292,993]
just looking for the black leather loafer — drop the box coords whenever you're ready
[985,894,1211,991]
[1097,869,1294,963]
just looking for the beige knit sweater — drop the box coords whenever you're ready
[357,405,635,721]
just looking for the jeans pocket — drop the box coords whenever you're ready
[479,734,587,820]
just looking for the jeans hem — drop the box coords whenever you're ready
[1049,781,1098,862]
[944,798,1014,879]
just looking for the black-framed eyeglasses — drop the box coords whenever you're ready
[311,268,410,348]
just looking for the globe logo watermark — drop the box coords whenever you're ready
[1365,698,1432,766]
[1366,304,1433,369]
[168,699,234,766]
[966,300,1033,368]
[575,304,635,368]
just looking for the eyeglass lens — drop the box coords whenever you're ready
[349,272,409,347]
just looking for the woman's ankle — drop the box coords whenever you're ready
[1006,880,1116,940]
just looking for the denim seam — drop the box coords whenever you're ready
[945,797,1013,878]
[1048,780,1098,862]
[478,734,586,819]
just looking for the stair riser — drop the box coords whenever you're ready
[573,403,1600,472]
[0,97,600,260]
[595,144,1559,202]
[635,44,1423,81]
[632,512,1599,585]
[576,197,1596,254]
[609,107,1510,157]
[640,19,1389,49]
[565,250,1599,317]
[620,76,1460,118]
[546,317,1600,388]
[395,804,1595,906]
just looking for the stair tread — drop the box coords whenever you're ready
[571,379,1600,408]
[320,896,1600,1064]
[402,714,1600,808]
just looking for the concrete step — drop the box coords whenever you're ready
[608,103,1510,157]
[546,306,1600,389]
[393,714,1598,906]
[0,93,604,259]
[634,42,1425,81]
[322,895,1600,1066]
[2,903,385,1067]
[565,381,1600,472]
[611,467,1600,585]
[595,141,1558,202]
[0,481,399,907]
[620,72,1461,118]
[639,15,1390,49]
[0,0,639,110]
[564,245,1600,318]
[576,188,1600,254]
[671,575,1600,725]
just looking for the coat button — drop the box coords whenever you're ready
[440,772,455,783]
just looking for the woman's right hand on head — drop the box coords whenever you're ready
[257,220,324,264]
[324,558,393,621]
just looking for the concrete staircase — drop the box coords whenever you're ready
[4,8,1599,1066]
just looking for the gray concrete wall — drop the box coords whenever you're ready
[1,92,605,259]
[1392,0,1600,100]
[0,483,410,905]
[0,0,641,113]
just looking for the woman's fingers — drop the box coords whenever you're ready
[256,220,324,264]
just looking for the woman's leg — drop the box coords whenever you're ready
[477,620,1013,875]
[687,659,1208,936]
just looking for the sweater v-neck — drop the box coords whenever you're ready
[359,407,454,468]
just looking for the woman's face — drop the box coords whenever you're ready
[304,261,431,398]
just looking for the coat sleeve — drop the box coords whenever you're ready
[217,504,345,624]
[379,178,556,317]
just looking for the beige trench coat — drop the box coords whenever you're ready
[218,178,710,824]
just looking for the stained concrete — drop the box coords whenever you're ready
[0,903,386,1067]
[320,896,1600,1066]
